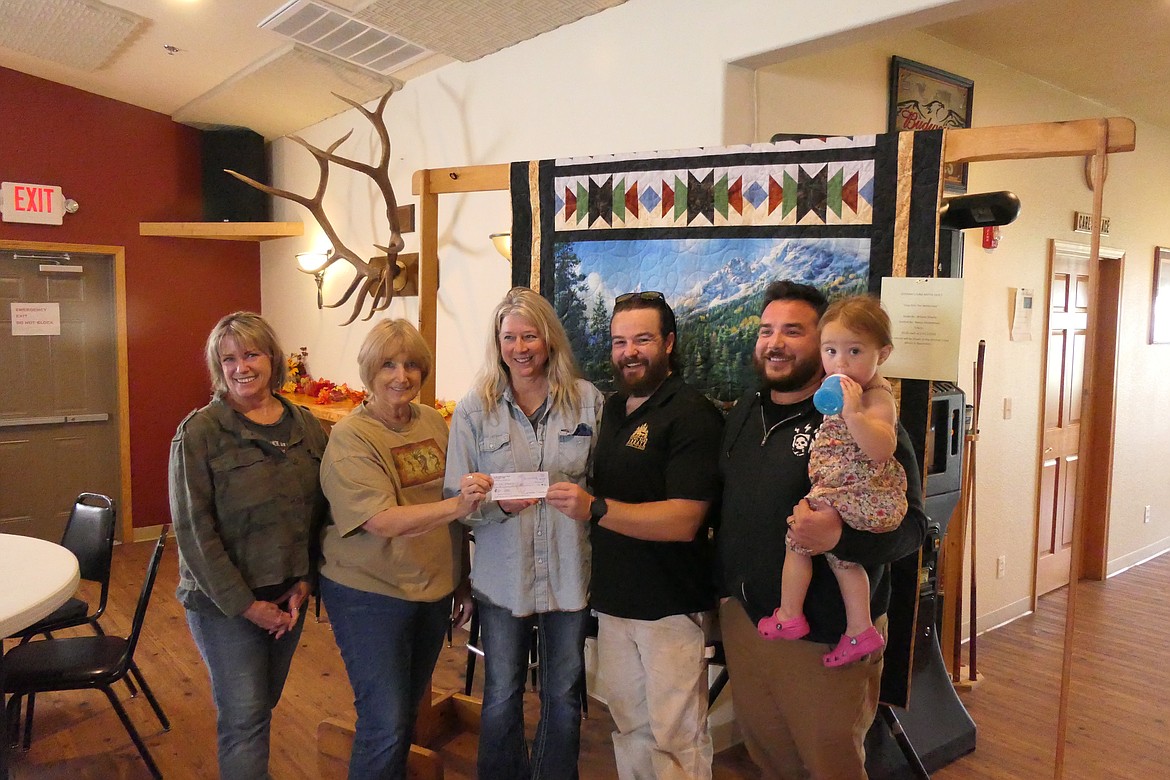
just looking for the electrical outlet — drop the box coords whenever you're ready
[1145,505,1152,524]
[996,555,1006,579]
[1003,397,1012,420]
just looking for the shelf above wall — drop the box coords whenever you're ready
[139,222,304,241]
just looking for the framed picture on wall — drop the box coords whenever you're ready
[1151,247,1170,344]
[888,56,974,192]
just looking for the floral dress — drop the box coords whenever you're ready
[788,380,908,569]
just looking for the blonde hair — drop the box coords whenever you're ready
[357,319,433,394]
[475,287,582,414]
[820,294,893,348]
[205,312,286,399]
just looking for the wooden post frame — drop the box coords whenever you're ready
[942,117,1135,780]
[410,164,510,405]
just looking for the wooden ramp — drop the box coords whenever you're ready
[317,688,482,780]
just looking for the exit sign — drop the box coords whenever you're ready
[1,181,65,225]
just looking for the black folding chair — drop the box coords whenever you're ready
[14,493,117,643]
[3,526,171,778]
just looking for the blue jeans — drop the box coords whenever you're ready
[186,604,306,780]
[476,598,589,780]
[321,576,451,780]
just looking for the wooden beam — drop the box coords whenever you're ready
[416,169,440,407]
[1053,120,1111,780]
[412,165,509,196]
[944,117,1135,164]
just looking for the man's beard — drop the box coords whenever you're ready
[613,353,670,397]
[753,349,822,393]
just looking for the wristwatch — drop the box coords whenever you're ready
[589,496,608,524]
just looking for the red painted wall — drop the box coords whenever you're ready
[0,67,262,530]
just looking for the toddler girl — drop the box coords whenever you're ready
[757,294,907,667]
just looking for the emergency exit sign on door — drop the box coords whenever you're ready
[1,181,65,225]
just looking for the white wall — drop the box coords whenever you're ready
[756,31,1170,631]
[260,0,978,404]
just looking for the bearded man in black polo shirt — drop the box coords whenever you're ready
[546,291,723,780]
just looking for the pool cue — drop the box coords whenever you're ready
[967,339,985,681]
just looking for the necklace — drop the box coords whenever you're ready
[368,400,414,432]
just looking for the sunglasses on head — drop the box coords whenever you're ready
[614,290,665,304]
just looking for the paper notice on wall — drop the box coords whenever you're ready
[11,302,61,336]
[1011,287,1034,341]
[879,277,963,382]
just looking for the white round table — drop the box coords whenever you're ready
[0,533,80,638]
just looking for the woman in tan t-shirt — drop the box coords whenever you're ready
[318,319,488,779]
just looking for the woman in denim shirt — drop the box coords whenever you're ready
[444,287,603,780]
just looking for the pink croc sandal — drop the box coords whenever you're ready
[757,611,810,641]
[823,626,885,667]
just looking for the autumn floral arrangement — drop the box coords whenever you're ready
[433,399,456,419]
[281,348,368,405]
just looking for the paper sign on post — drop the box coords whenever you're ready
[489,472,550,501]
[879,277,963,382]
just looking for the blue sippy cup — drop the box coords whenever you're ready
[814,374,845,415]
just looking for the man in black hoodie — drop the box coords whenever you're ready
[716,280,927,779]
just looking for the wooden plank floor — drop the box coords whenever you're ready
[4,541,1167,778]
[934,551,1170,780]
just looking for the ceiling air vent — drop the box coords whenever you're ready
[259,0,431,76]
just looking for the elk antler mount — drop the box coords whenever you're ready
[226,87,411,325]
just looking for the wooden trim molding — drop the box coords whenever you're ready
[139,222,304,241]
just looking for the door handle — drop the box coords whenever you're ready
[0,413,110,428]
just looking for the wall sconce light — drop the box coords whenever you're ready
[295,249,332,308]
[489,232,512,262]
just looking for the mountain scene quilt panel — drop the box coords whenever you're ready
[511,131,942,403]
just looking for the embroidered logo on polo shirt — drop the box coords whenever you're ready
[626,423,649,451]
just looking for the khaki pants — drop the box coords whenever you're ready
[719,599,884,780]
[598,612,714,780]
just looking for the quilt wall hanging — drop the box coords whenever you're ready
[510,130,944,404]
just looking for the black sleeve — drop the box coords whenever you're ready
[664,399,724,502]
[830,423,928,566]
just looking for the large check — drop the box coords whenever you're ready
[489,471,550,501]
